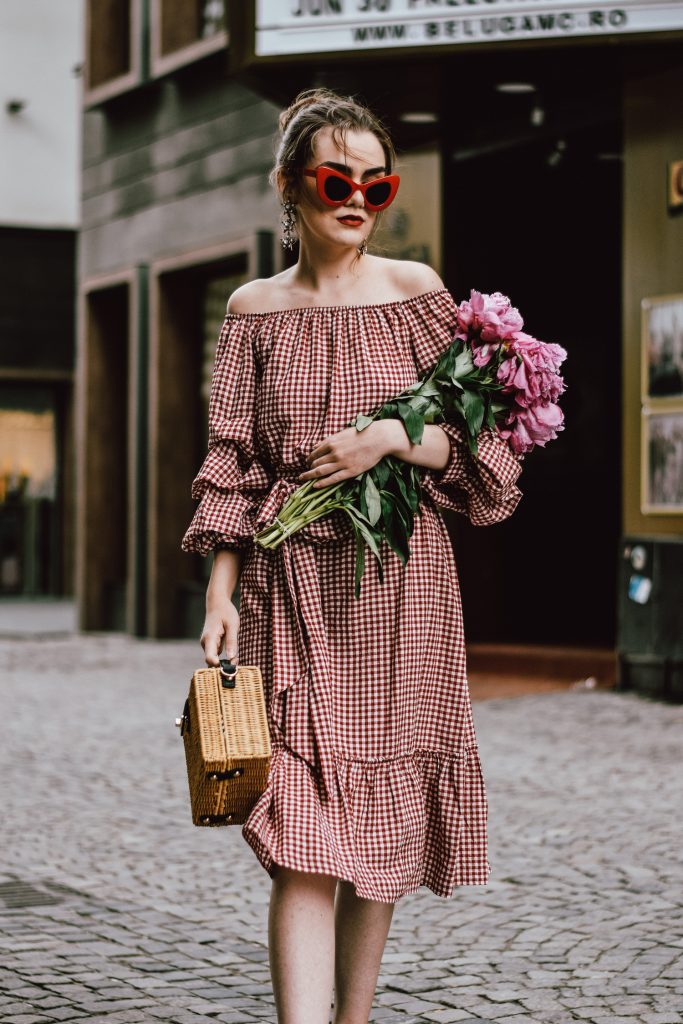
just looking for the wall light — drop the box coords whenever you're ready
[495,82,536,95]
[530,105,545,127]
[399,111,439,124]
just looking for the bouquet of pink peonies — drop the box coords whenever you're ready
[255,289,567,596]
[453,289,567,455]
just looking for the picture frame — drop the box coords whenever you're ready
[641,406,683,515]
[641,294,683,402]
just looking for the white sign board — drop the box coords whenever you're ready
[256,0,683,55]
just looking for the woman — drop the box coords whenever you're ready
[182,88,524,1024]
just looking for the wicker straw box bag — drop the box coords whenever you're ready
[175,659,271,826]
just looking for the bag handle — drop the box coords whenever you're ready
[219,658,237,689]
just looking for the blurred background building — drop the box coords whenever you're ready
[0,0,82,600]
[9,1,678,692]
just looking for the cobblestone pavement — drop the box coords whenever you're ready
[1,633,681,1024]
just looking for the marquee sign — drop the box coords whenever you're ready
[255,0,683,55]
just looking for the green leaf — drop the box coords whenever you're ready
[364,474,382,526]
[353,530,366,599]
[414,380,441,398]
[374,458,391,488]
[379,490,394,520]
[453,348,475,379]
[396,400,425,445]
[385,507,410,565]
[354,414,374,431]
[461,389,485,436]
[359,479,368,520]
[345,507,382,562]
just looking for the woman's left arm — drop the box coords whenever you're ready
[380,420,451,471]
[298,419,449,488]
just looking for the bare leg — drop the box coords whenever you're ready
[268,864,338,1024]
[332,879,396,1024]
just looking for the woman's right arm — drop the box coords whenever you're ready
[200,548,244,667]
[181,314,274,664]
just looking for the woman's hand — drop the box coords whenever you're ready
[298,421,392,489]
[200,601,240,667]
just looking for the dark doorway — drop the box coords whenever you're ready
[443,120,622,647]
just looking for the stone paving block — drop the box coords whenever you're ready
[440,974,486,989]
[213,1014,263,1023]
[2,1017,55,1024]
[590,1018,646,1024]
[37,1009,88,1021]
[420,1010,477,1022]
[387,976,450,994]
[485,990,526,1003]
[490,1017,537,1024]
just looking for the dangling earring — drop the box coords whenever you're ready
[281,199,297,251]
[358,238,368,256]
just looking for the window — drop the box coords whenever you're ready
[0,389,58,595]
[84,0,143,106]
[151,0,228,77]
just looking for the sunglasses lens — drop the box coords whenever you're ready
[365,180,392,207]
[323,174,353,202]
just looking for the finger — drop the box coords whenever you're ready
[224,623,238,662]
[307,441,332,463]
[299,459,337,481]
[312,470,348,488]
[202,625,224,667]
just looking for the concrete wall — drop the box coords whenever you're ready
[623,64,683,537]
[0,0,82,228]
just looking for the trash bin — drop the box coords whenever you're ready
[617,535,683,702]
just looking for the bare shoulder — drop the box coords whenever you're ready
[381,257,445,299]
[226,279,273,315]
[227,273,293,315]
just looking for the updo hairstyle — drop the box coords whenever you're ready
[271,87,396,217]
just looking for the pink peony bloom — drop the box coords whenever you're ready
[472,342,500,368]
[457,289,524,343]
[497,400,565,454]
[497,334,567,407]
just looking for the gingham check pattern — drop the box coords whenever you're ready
[182,288,524,903]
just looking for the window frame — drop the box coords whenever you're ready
[83,0,144,108]
[150,0,229,79]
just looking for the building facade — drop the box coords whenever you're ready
[78,1,683,690]
[0,0,82,599]
[78,0,282,637]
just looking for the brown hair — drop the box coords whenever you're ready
[271,87,396,230]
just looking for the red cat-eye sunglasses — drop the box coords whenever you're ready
[304,166,400,211]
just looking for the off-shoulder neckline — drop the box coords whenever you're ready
[223,287,453,319]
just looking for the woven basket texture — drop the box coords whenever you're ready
[180,665,271,826]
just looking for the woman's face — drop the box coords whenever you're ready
[293,125,388,253]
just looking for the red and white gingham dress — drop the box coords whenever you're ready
[182,287,524,903]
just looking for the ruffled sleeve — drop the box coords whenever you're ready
[407,288,525,526]
[420,421,524,525]
[181,315,274,556]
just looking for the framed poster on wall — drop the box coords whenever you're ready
[641,406,683,515]
[641,294,683,401]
